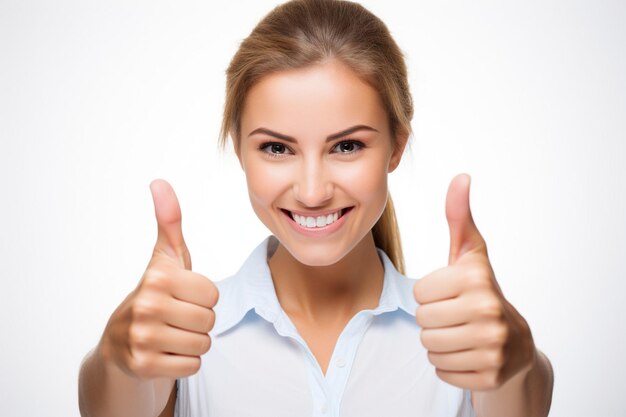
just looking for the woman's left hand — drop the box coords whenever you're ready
[413,174,536,391]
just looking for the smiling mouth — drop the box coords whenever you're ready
[281,207,353,228]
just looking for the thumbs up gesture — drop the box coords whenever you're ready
[413,174,535,391]
[98,179,219,379]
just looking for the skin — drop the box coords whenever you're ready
[78,58,552,417]
[237,59,553,415]
[78,180,217,417]
[236,59,408,376]
[237,59,406,327]
[416,175,553,416]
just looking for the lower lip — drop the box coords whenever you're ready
[282,208,353,237]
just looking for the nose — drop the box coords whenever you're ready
[293,157,334,207]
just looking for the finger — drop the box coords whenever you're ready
[150,179,192,270]
[427,348,502,372]
[413,265,465,304]
[146,324,212,356]
[415,297,469,329]
[164,297,216,334]
[156,353,202,378]
[434,369,499,391]
[445,173,486,265]
[168,269,220,309]
[420,324,478,353]
[129,351,201,379]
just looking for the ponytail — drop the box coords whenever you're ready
[372,193,405,275]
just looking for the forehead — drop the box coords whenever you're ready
[241,60,388,138]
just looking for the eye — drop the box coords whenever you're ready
[332,140,364,154]
[259,142,293,157]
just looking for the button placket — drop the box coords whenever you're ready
[332,313,376,416]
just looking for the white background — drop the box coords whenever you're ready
[1,1,625,416]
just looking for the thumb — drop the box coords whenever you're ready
[149,179,192,270]
[445,173,486,265]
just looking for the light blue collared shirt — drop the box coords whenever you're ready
[176,235,475,417]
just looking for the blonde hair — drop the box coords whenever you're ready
[218,0,414,274]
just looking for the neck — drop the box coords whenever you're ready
[268,232,384,325]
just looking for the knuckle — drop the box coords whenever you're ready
[482,370,501,390]
[129,324,154,349]
[465,266,491,289]
[493,323,508,345]
[426,351,438,367]
[487,349,505,368]
[209,284,220,308]
[185,357,201,375]
[206,309,216,332]
[434,368,452,385]
[413,281,425,304]
[415,307,426,327]
[420,330,433,350]
[484,323,508,346]
[129,352,153,378]
[132,298,161,320]
[476,297,502,319]
[143,268,171,291]
[200,335,212,354]
[191,335,208,355]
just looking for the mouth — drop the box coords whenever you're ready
[280,207,354,229]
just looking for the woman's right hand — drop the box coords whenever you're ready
[98,179,219,380]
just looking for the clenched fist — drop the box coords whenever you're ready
[98,179,219,380]
[414,174,535,391]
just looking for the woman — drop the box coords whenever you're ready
[78,1,554,416]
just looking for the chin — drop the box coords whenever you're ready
[279,238,355,267]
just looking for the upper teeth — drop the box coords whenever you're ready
[292,210,341,228]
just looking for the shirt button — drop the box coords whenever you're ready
[336,358,346,368]
[321,402,328,413]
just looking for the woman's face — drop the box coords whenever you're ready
[237,60,406,266]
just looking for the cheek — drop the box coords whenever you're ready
[336,156,389,204]
[244,157,290,208]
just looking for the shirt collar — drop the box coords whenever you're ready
[211,235,418,337]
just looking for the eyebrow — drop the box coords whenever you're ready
[247,124,379,143]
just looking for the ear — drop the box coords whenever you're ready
[388,129,409,173]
